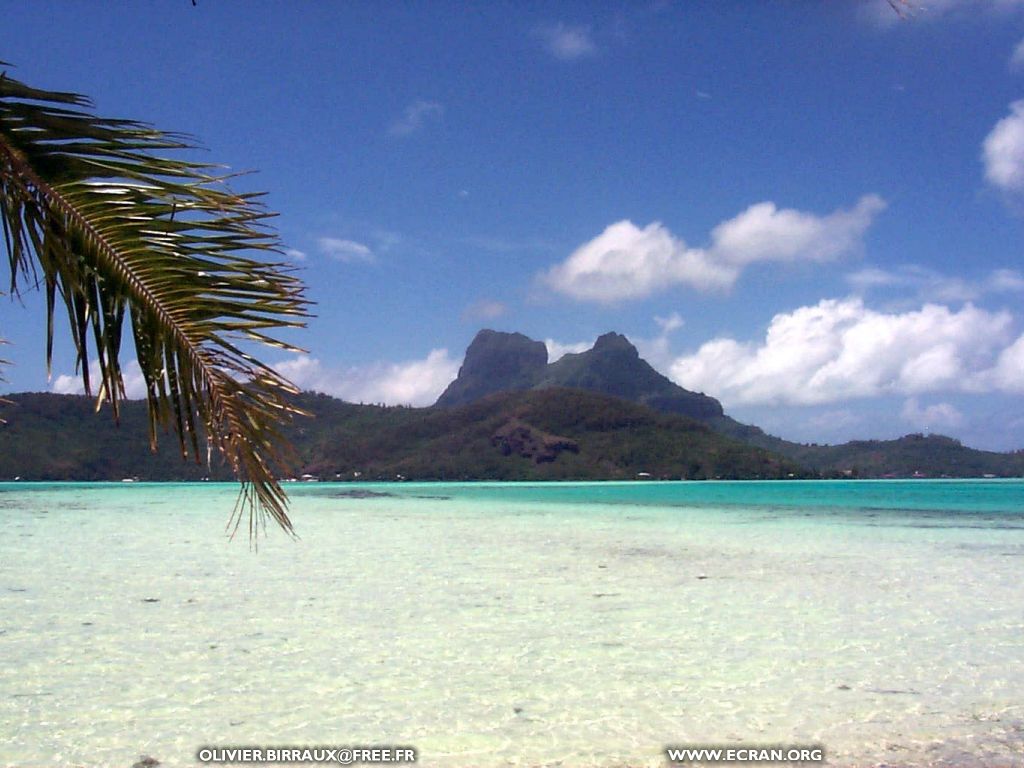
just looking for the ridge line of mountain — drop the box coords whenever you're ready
[433,328,1022,467]
[1,327,1021,481]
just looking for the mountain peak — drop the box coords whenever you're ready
[592,332,639,356]
[435,330,548,407]
[436,328,724,421]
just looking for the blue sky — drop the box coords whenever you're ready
[4,1,1024,450]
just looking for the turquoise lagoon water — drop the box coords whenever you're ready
[0,480,1022,767]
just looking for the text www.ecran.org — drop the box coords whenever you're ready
[665,745,825,764]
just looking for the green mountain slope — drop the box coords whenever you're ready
[3,374,1021,482]
[0,389,806,482]
[431,329,1024,477]
[435,329,723,420]
[784,433,1024,478]
[298,388,802,481]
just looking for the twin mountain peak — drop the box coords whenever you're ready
[3,329,1018,481]
[429,330,1024,477]
[436,329,724,421]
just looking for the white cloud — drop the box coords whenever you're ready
[317,237,375,263]
[50,374,81,395]
[846,264,1024,302]
[388,100,444,137]
[275,349,460,407]
[990,267,1024,292]
[901,398,965,431]
[540,195,884,303]
[982,332,1024,392]
[461,300,507,322]
[654,312,685,334]
[983,100,1024,191]
[285,248,307,261]
[51,360,147,399]
[537,23,597,60]
[1010,37,1024,69]
[635,312,686,369]
[847,266,902,291]
[540,220,735,302]
[272,355,322,392]
[669,298,1016,406]
[544,338,592,363]
[711,195,885,266]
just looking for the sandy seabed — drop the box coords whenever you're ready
[1,482,1022,767]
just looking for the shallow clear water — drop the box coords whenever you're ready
[1,481,1022,767]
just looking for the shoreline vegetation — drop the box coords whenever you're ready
[4,330,1022,485]
[1,388,1022,484]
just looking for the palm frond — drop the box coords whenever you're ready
[0,67,310,536]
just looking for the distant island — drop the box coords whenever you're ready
[1,329,1022,481]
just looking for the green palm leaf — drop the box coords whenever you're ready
[0,66,310,537]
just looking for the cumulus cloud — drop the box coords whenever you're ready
[318,237,375,263]
[846,264,1024,302]
[710,195,885,266]
[654,312,685,334]
[901,398,965,431]
[537,23,597,60]
[51,374,84,395]
[540,195,884,303]
[1011,37,1024,70]
[540,220,736,302]
[983,100,1024,191]
[669,298,1015,406]
[544,338,592,363]
[51,360,148,399]
[274,349,459,407]
[990,268,1024,291]
[388,100,444,137]
[981,332,1024,392]
[846,267,905,291]
[285,248,307,261]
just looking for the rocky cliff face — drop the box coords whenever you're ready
[436,329,724,422]
[490,418,579,463]
[435,329,548,407]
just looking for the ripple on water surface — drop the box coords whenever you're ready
[0,481,1022,767]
